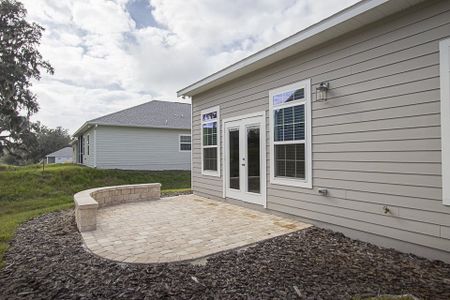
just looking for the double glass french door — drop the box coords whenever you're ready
[224,115,265,205]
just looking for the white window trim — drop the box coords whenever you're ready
[269,79,312,188]
[201,106,220,177]
[179,134,192,152]
[440,38,450,206]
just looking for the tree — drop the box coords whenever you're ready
[0,122,71,164]
[28,122,71,163]
[0,0,54,155]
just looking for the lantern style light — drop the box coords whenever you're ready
[316,82,329,102]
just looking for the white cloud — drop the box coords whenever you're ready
[72,0,133,34]
[21,0,359,133]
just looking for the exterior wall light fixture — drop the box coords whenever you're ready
[315,82,329,102]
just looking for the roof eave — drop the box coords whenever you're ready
[177,0,425,97]
[73,122,190,137]
[91,123,191,131]
[72,122,95,137]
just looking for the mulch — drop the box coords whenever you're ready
[0,210,449,300]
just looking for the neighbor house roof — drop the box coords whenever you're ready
[178,0,425,97]
[46,147,72,158]
[73,100,191,137]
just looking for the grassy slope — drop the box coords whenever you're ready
[0,164,190,267]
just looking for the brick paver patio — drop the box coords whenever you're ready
[81,194,311,263]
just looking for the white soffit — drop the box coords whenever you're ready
[177,0,425,97]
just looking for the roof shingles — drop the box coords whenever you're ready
[46,147,72,158]
[75,100,191,136]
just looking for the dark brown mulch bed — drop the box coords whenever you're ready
[0,210,449,300]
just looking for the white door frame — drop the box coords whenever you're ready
[222,111,267,207]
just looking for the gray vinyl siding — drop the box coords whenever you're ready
[93,126,191,170]
[191,0,450,262]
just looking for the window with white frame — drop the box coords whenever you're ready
[269,79,312,188]
[179,135,192,151]
[201,107,220,176]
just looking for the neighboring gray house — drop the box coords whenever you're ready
[179,0,450,262]
[72,100,191,170]
[45,147,73,164]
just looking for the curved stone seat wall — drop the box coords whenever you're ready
[74,183,161,232]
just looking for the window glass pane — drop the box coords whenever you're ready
[203,148,217,171]
[207,134,213,145]
[285,160,295,177]
[283,124,294,141]
[276,144,285,160]
[229,129,240,189]
[212,131,217,145]
[274,143,305,179]
[273,88,304,105]
[286,145,296,160]
[275,125,283,142]
[294,105,304,122]
[285,144,295,177]
[273,94,283,106]
[180,144,191,151]
[202,122,217,146]
[296,161,305,179]
[202,111,217,121]
[180,135,191,151]
[247,127,260,194]
[295,144,305,179]
[284,91,295,103]
[284,107,294,123]
[180,135,191,143]
[274,109,283,125]
[293,88,304,100]
[276,160,286,177]
[275,145,286,177]
[273,104,305,142]
[294,123,305,140]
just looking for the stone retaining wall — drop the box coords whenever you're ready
[74,183,161,232]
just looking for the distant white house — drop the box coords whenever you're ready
[46,147,73,164]
[72,100,191,170]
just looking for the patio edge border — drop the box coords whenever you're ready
[74,183,161,232]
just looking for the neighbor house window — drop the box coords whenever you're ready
[201,106,220,176]
[269,79,312,188]
[179,135,192,151]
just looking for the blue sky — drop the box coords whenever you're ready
[21,0,358,133]
[126,0,159,29]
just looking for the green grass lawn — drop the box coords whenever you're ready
[0,163,191,267]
